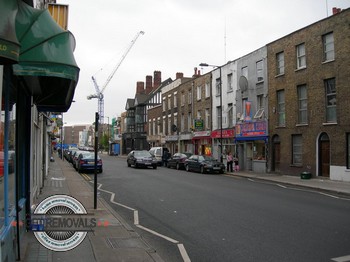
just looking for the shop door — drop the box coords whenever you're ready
[320,140,330,177]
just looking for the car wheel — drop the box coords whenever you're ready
[176,163,180,170]
[99,169,103,173]
[153,165,157,169]
[127,162,131,167]
[200,166,205,174]
[167,163,171,168]
[185,164,190,172]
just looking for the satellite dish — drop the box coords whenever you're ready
[239,76,248,91]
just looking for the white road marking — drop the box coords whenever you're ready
[331,254,350,262]
[276,184,287,188]
[136,224,179,243]
[177,243,191,262]
[96,182,191,262]
[318,192,340,199]
[248,178,255,182]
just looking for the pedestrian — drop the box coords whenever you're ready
[234,156,239,171]
[227,151,233,172]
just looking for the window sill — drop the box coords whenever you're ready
[275,125,286,129]
[275,73,284,78]
[322,122,337,126]
[296,123,308,127]
[295,66,306,72]
[322,59,335,65]
[290,164,303,168]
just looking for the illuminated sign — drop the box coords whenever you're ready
[236,121,267,137]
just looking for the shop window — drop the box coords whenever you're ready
[253,141,266,160]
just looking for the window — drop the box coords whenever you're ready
[296,43,306,69]
[168,95,171,109]
[325,78,336,123]
[227,103,233,128]
[347,133,350,169]
[157,117,161,134]
[254,95,264,119]
[277,90,285,126]
[323,32,334,62]
[163,97,166,111]
[197,86,201,100]
[168,116,171,135]
[197,110,201,120]
[216,106,222,129]
[188,112,192,131]
[227,73,233,91]
[297,85,308,124]
[205,82,210,98]
[205,109,210,129]
[149,120,152,135]
[181,114,185,132]
[181,93,185,106]
[292,134,302,165]
[241,66,248,78]
[215,78,221,96]
[188,90,192,104]
[276,52,284,75]
[174,92,177,108]
[162,117,166,134]
[256,60,263,82]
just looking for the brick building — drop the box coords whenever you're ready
[267,8,350,181]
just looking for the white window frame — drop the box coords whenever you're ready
[323,32,334,62]
[296,43,306,69]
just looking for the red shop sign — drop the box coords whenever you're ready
[211,129,235,138]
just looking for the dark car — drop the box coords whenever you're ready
[76,152,103,173]
[127,150,157,169]
[167,152,193,170]
[185,155,225,174]
[71,150,85,170]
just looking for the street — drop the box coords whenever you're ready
[83,155,350,262]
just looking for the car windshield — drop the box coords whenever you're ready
[81,153,98,159]
[200,156,216,161]
[134,151,152,157]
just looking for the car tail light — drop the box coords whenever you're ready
[79,160,85,164]
[98,159,102,164]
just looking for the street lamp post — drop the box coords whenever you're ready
[199,63,223,162]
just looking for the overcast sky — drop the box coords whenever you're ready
[61,0,350,126]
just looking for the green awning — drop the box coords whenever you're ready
[12,1,80,112]
[0,0,20,64]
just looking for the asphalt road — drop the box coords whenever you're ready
[91,155,350,262]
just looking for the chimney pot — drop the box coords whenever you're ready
[176,72,184,79]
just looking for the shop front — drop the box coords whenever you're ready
[179,133,193,154]
[164,135,179,154]
[235,121,268,173]
[192,131,212,156]
[211,128,235,161]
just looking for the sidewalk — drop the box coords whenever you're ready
[225,170,350,197]
[21,155,164,262]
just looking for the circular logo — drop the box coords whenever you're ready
[33,195,88,252]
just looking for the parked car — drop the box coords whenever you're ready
[76,152,103,173]
[71,150,85,170]
[127,150,158,169]
[149,147,169,166]
[185,155,225,174]
[167,152,193,170]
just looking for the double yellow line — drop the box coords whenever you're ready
[80,173,92,181]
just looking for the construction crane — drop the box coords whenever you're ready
[87,30,145,124]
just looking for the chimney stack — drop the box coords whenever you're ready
[193,67,201,77]
[176,72,184,79]
[136,81,144,94]
[332,7,342,14]
[145,75,153,94]
[153,71,161,90]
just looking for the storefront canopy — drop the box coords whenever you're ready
[12,0,79,112]
[0,0,20,64]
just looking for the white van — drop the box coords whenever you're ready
[149,147,169,166]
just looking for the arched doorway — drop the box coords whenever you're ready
[319,133,330,177]
[272,135,280,172]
